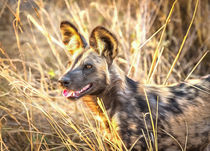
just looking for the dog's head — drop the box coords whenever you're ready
[59,21,118,100]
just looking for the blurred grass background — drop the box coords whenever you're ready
[0,0,209,150]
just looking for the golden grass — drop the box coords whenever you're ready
[163,0,199,85]
[0,0,209,150]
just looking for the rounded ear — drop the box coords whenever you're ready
[60,21,87,54]
[89,26,118,65]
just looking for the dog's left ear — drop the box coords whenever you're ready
[89,26,118,65]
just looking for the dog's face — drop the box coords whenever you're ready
[59,21,118,100]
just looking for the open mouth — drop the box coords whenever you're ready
[62,84,92,99]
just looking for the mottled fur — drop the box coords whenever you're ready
[59,21,210,151]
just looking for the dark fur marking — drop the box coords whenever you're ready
[63,39,69,45]
[181,86,198,102]
[164,98,183,114]
[170,83,186,97]
[60,21,79,32]
[126,76,138,93]
[195,132,199,137]
[172,89,186,97]
[80,34,88,48]
[120,116,131,146]
[101,36,113,54]
[70,52,84,69]
[206,76,210,82]
[64,31,72,36]
[135,96,149,113]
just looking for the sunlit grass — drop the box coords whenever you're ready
[0,0,209,150]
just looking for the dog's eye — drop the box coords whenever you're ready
[84,64,92,69]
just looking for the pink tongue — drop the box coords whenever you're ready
[62,84,91,98]
[62,89,69,97]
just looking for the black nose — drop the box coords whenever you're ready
[58,77,71,87]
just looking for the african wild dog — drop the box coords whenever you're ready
[58,21,210,151]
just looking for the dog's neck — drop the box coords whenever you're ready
[96,63,126,117]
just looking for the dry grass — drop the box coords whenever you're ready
[0,0,209,150]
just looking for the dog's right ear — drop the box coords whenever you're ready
[60,21,87,54]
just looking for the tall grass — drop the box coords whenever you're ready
[0,0,209,150]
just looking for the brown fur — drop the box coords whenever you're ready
[59,21,210,151]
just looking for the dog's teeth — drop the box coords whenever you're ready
[71,91,74,96]
[85,85,89,89]
[67,91,72,97]
[63,84,91,98]
[83,84,90,91]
